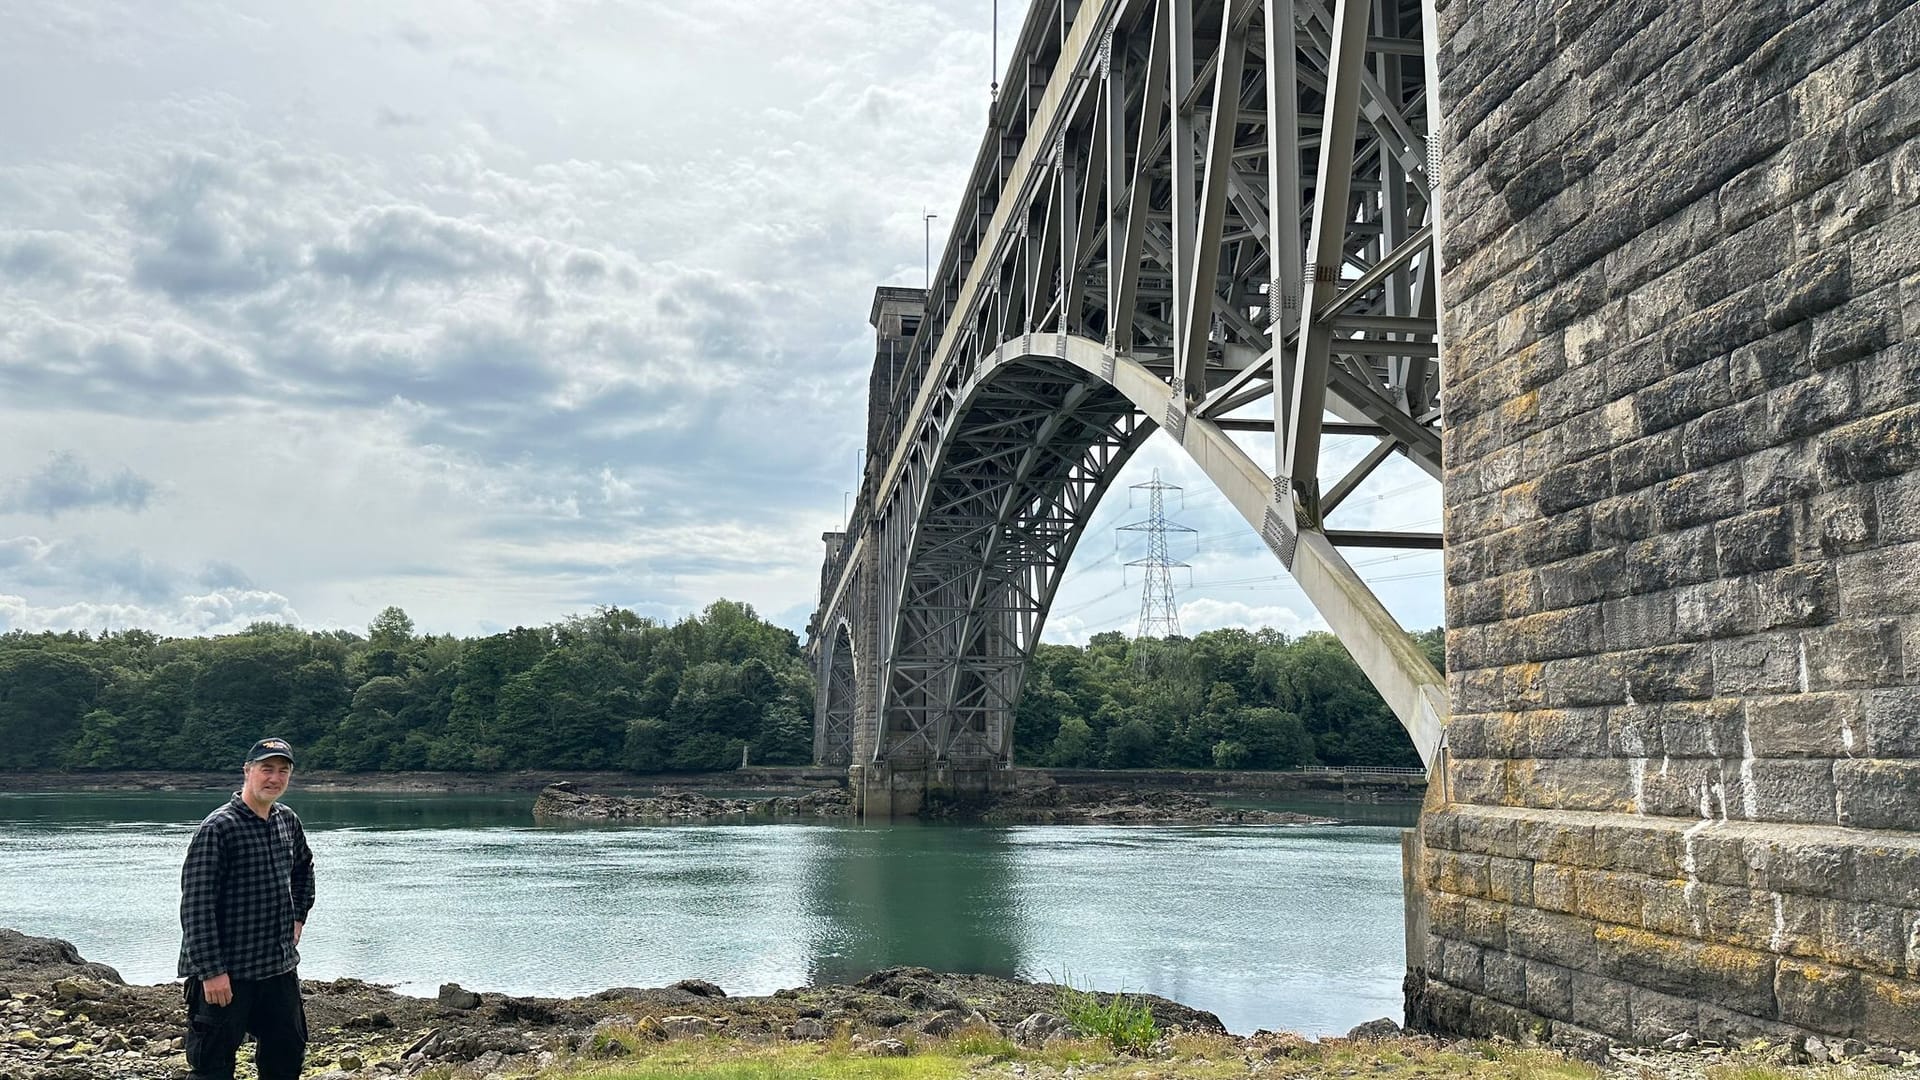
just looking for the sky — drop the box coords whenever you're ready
[0,0,1442,644]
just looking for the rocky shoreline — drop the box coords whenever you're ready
[0,928,1227,1080]
[3,930,1916,1080]
[531,782,855,821]
[531,781,1341,826]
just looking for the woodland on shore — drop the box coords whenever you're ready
[0,602,1438,774]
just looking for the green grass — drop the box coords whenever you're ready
[1053,978,1160,1053]
[549,1040,976,1080]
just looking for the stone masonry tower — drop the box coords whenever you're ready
[1412,0,1920,1048]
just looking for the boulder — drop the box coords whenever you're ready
[1012,1012,1071,1047]
[437,984,482,1010]
[660,1015,722,1038]
[1345,1017,1401,1040]
[671,978,726,999]
[864,1037,911,1056]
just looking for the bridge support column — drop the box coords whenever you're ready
[850,762,1022,820]
[1419,0,1920,1050]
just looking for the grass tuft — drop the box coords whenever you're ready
[1053,976,1160,1054]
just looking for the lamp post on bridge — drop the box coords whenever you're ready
[923,210,938,290]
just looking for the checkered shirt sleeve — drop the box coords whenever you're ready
[178,798,316,981]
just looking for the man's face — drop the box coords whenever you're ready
[243,757,293,804]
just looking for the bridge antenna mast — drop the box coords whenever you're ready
[1117,469,1196,640]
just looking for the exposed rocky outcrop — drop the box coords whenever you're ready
[532,782,852,821]
[0,930,1223,1080]
[925,783,1341,826]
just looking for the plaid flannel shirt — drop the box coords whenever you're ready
[178,795,315,981]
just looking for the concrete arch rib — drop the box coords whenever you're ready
[982,333,1448,771]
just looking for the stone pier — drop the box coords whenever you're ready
[1413,0,1920,1048]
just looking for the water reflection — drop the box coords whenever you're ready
[801,822,1029,984]
[0,792,1409,1035]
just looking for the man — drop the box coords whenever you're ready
[178,737,316,1080]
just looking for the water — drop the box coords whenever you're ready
[0,790,1417,1036]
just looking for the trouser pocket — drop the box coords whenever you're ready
[183,979,245,1079]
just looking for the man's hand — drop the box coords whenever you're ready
[293,921,304,946]
[201,973,232,1007]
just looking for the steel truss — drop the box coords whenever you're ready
[816,620,856,766]
[814,0,1451,771]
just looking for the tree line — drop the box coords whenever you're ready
[0,602,815,773]
[1012,627,1442,770]
[0,602,1438,774]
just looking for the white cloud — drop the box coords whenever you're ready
[0,0,1000,636]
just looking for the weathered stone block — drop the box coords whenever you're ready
[1835,760,1920,830]
[1628,986,1702,1042]
[1441,937,1487,992]
[1747,758,1842,824]
[1835,541,1920,617]
[1575,869,1650,928]
[1752,563,1839,629]
[1592,818,1683,877]
[1527,708,1609,758]
[1483,950,1529,1005]
[1568,971,1632,1036]
[1715,506,1798,574]
[1743,834,1856,897]
[1594,924,1778,1018]
[1532,862,1579,913]
[1712,634,1805,697]
[1509,907,1598,969]
[1743,692,1864,757]
[1489,856,1536,905]
[1862,686,1920,758]
[1801,619,1905,691]
[1820,900,1909,976]
[1652,699,1747,757]
[1858,974,1920,1046]
[1776,957,1862,1032]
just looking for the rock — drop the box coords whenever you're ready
[1345,1017,1401,1040]
[865,1037,911,1057]
[660,1015,722,1038]
[1866,1047,1902,1065]
[918,1009,981,1036]
[1559,1035,1611,1065]
[1012,1012,1070,1047]
[790,1018,827,1040]
[402,1028,441,1057]
[50,979,103,1003]
[345,1010,394,1030]
[1803,1035,1830,1064]
[437,983,482,1010]
[533,783,852,821]
[671,978,727,998]
[1837,1038,1866,1059]
[1660,1031,1697,1051]
[339,1052,364,1070]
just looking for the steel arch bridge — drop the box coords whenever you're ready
[810,0,1451,815]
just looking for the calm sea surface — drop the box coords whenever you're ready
[0,790,1417,1036]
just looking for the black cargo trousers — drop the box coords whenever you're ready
[184,971,307,1080]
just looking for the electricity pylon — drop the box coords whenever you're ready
[1117,469,1196,640]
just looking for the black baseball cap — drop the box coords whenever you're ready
[246,737,295,765]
